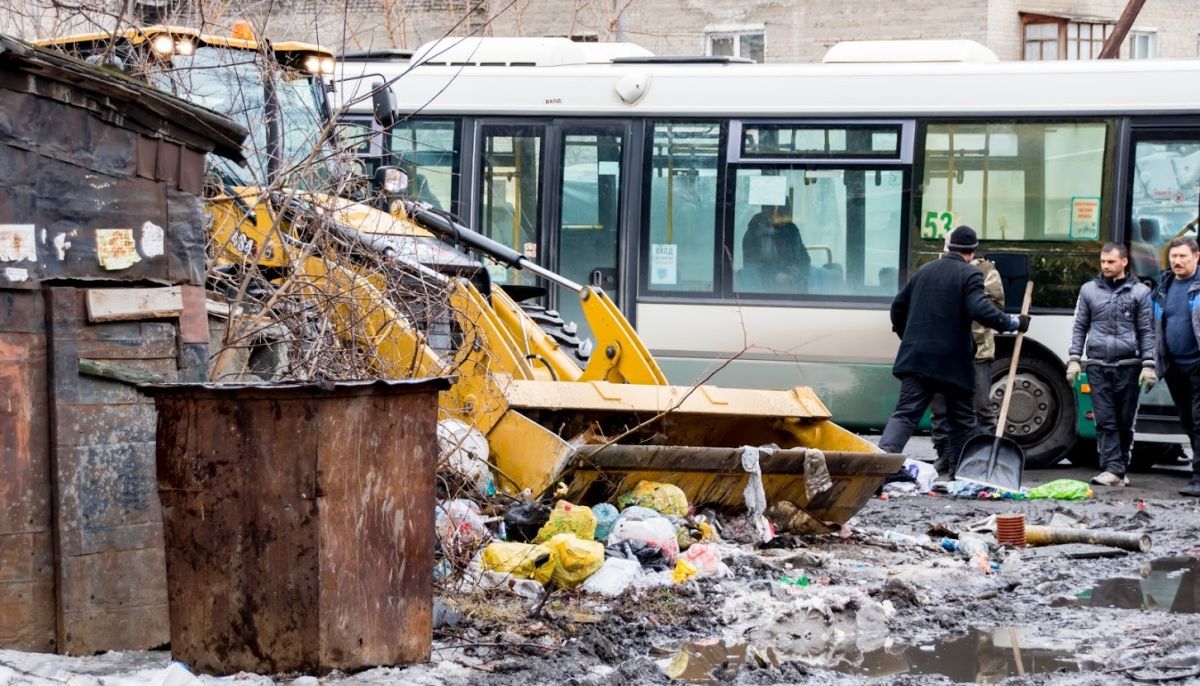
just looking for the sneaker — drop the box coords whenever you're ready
[1091,471,1127,487]
[1181,480,1200,497]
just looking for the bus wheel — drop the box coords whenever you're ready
[986,353,1076,469]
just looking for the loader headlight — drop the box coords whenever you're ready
[374,166,409,195]
[150,34,176,56]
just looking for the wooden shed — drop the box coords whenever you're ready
[0,34,246,655]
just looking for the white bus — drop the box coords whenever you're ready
[334,37,1200,469]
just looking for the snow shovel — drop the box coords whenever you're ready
[955,281,1034,492]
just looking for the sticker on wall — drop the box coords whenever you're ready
[0,224,37,262]
[1070,197,1101,240]
[96,229,141,270]
[3,267,29,282]
[141,221,165,258]
[650,243,677,286]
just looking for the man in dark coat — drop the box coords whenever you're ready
[879,225,1030,474]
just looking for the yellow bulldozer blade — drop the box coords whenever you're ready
[497,379,903,522]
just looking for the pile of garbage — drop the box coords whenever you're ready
[435,480,733,601]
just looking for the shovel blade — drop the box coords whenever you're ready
[955,434,1025,492]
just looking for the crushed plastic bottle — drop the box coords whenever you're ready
[881,530,931,547]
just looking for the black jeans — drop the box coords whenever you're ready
[880,374,977,474]
[1164,363,1200,479]
[930,361,995,463]
[1087,364,1142,477]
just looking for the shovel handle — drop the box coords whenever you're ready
[994,281,1034,439]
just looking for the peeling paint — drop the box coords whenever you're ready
[0,224,37,262]
[95,229,140,270]
[140,221,164,258]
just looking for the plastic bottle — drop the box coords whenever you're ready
[882,530,931,547]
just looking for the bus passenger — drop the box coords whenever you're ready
[1066,243,1156,487]
[879,225,1029,474]
[1150,236,1200,497]
[742,205,811,292]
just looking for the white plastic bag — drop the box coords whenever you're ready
[438,419,494,496]
[436,499,491,557]
[580,557,642,596]
[607,516,680,563]
[902,458,938,492]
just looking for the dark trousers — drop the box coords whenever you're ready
[930,361,995,464]
[1087,364,1142,477]
[1163,363,1200,478]
[880,374,977,473]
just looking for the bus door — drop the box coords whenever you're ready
[477,121,628,349]
[1128,127,1200,281]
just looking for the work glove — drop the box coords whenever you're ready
[1066,361,1081,385]
[1140,367,1158,391]
[1009,314,1031,333]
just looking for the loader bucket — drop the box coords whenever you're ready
[492,379,903,525]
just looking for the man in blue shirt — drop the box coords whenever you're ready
[1150,236,1200,497]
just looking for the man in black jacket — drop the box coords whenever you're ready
[879,226,1030,474]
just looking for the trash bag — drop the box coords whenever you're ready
[681,543,726,577]
[593,503,620,542]
[504,501,551,542]
[534,500,597,542]
[615,505,665,523]
[1028,479,1092,500]
[580,557,641,596]
[437,419,494,496]
[436,499,491,559]
[607,514,679,563]
[605,540,671,572]
[481,541,553,585]
[902,458,938,492]
[617,480,689,517]
[542,533,605,588]
[672,558,698,584]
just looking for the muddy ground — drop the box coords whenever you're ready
[3,438,1199,686]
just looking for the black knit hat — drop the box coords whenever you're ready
[947,225,979,252]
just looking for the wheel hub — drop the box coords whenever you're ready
[989,372,1055,441]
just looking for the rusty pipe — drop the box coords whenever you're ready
[1023,525,1151,553]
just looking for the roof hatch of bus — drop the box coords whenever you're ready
[822,39,999,64]
[409,37,653,67]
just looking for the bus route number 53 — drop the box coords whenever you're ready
[922,210,955,240]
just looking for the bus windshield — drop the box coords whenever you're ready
[147,46,334,188]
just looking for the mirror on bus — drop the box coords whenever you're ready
[374,166,409,196]
[371,80,397,127]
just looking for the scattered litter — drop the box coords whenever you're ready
[437,419,494,496]
[504,501,551,542]
[607,512,680,563]
[1028,479,1092,500]
[481,541,552,584]
[580,557,642,596]
[541,533,605,588]
[902,458,938,492]
[593,503,620,542]
[680,543,728,578]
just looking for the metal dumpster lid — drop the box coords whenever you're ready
[140,377,453,397]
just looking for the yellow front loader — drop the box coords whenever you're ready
[211,190,901,526]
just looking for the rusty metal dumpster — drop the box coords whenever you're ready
[145,378,449,675]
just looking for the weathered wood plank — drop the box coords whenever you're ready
[79,358,169,386]
[85,287,182,323]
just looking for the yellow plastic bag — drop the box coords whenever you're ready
[617,480,689,517]
[534,500,596,542]
[542,533,605,588]
[672,558,698,584]
[481,541,553,585]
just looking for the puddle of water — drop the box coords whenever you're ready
[1075,556,1199,613]
[657,628,1079,683]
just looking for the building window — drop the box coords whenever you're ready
[1129,31,1157,59]
[1022,16,1114,61]
[707,31,765,63]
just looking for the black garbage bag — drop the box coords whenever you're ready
[504,501,551,542]
[605,541,670,572]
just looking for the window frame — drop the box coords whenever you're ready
[384,117,463,216]
[1021,14,1115,61]
[1129,31,1157,60]
[705,30,766,63]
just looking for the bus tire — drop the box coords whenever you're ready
[986,350,1076,469]
[518,303,592,363]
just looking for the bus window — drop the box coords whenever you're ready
[388,119,459,212]
[920,122,1108,243]
[742,123,902,159]
[645,122,720,293]
[1130,138,1200,281]
[732,167,904,297]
